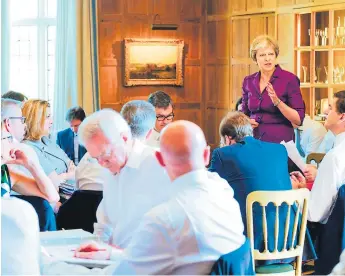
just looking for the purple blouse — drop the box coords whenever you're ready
[242,65,305,144]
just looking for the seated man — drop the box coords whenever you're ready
[1,99,59,231]
[296,114,327,158]
[2,90,28,102]
[208,111,313,257]
[42,121,245,275]
[77,108,171,247]
[146,90,174,148]
[291,90,345,223]
[1,197,41,275]
[57,106,87,165]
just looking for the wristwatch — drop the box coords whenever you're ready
[274,99,281,107]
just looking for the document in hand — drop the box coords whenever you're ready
[280,140,306,171]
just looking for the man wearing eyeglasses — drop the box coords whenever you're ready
[147,91,174,148]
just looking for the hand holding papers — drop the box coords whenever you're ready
[281,140,307,171]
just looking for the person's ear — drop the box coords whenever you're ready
[145,129,153,141]
[4,119,11,133]
[225,135,232,146]
[204,145,210,166]
[155,151,166,167]
[121,132,128,143]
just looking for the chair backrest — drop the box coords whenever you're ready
[246,189,310,275]
[210,238,255,275]
[306,153,326,168]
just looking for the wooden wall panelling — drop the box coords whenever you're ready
[98,0,206,138]
[231,0,246,14]
[266,15,275,37]
[277,13,294,72]
[125,0,150,15]
[277,0,294,7]
[98,21,122,67]
[232,64,249,106]
[152,0,180,19]
[249,16,265,43]
[205,108,217,145]
[247,0,262,12]
[206,65,217,104]
[262,0,276,10]
[232,18,249,59]
[99,0,123,15]
[180,0,203,19]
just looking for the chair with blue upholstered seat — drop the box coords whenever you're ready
[246,189,310,275]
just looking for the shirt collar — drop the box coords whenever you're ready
[255,64,282,82]
[172,169,208,194]
[125,139,148,169]
[335,131,345,147]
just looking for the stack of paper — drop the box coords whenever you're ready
[281,140,306,171]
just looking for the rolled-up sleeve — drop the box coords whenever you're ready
[242,77,250,116]
[287,76,305,126]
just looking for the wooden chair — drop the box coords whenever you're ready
[246,189,310,275]
[306,153,326,168]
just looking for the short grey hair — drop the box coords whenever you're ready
[219,111,253,143]
[78,109,131,147]
[1,99,22,122]
[120,100,156,139]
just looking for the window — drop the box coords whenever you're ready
[9,0,57,103]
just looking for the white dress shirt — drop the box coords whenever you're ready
[308,131,345,223]
[1,197,41,275]
[145,128,160,148]
[95,139,172,247]
[74,133,79,165]
[76,153,111,191]
[42,169,245,275]
[299,115,327,157]
[318,130,336,153]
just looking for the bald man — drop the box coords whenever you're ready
[46,120,245,275]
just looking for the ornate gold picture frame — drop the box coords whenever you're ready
[124,38,184,86]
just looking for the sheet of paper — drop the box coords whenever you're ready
[43,244,120,268]
[40,229,96,246]
[281,140,306,171]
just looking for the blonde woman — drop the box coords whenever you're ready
[242,35,305,143]
[22,99,76,189]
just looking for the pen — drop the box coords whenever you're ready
[70,249,107,252]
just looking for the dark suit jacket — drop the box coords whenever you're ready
[209,136,294,252]
[56,128,87,164]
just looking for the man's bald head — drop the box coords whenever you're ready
[157,121,209,180]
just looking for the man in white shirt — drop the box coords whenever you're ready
[291,90,345,223]
[296,115,327,158]
[1,197,41,275]
[77,109,171,247]
[146,90,174,148]
[43,120,245,275]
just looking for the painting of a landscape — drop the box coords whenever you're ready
[129,45,177,80]
[124,39,184,86]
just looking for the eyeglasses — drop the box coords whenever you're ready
[1,136,14,143]
[94,147,113,162]
[9,116,26,124]
[156,113,174,122]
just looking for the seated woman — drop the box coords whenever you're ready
[22,99,76,190]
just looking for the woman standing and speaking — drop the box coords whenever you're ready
[242,35,305,143]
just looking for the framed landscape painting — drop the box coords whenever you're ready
[124,38,184,86]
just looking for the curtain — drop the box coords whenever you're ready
[76,0,100,116]
[53,0,99,133]
[1,0,10,94]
